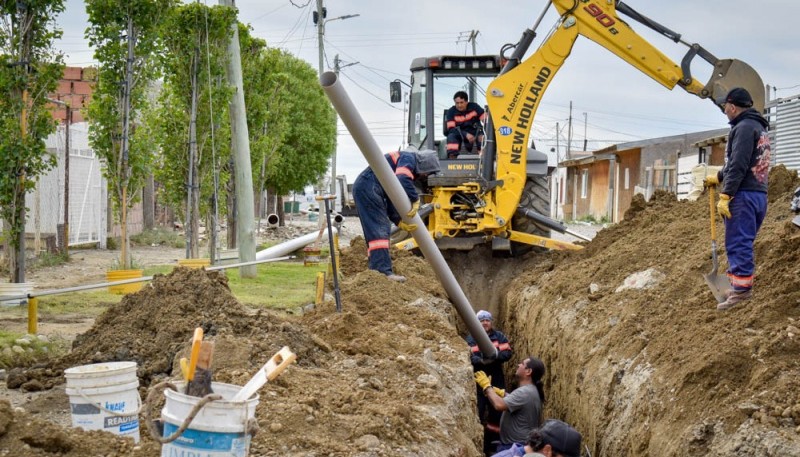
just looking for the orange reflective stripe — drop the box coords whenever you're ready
[496,342,511,351]
[446,120,456,129]
[446,143,460,151]
[389,151,400,164]
[396,166,414,179]
[727,273,753,288]
[470,346,480,353]
[464,111,478,121]
[479,112,487,121]
[368,239,390,253]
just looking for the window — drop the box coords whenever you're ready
[580,169,588,199]
[624,168,630,190]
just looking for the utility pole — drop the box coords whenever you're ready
[458,30,480,102]
[583,112,588,151]
[220,0,256,277]
[555,122,560,162]
[314,2,359,195]
[186,48,198,259]
[332,54,357,201]
[567,101,573,160]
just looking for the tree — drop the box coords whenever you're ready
[154,3,235,258]
[0,0,65,282]
[85,0,175,269]
[240,31,336,219]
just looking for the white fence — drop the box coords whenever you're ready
[7,122,108,250]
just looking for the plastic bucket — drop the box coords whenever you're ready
[64,361,141,442]
[177,258,211,269]
[106,269,144,294]
[303,247,321,267]
[160,382,259,457]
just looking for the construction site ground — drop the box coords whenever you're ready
[1,166,799,456]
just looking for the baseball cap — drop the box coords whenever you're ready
[539,419,582,457]
[717,87,753,108]
[476,310,492,321]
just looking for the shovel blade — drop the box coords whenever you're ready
[793,214,800,228]
[703,271,731,303]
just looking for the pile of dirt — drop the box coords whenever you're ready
[1,254,481,456]
[499,165,800,456]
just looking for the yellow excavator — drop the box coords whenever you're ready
[389,0,764,255]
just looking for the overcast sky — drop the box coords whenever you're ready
[56,0,800,183]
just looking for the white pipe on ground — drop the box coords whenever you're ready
[255,228,337,261]
[266,213,279,229]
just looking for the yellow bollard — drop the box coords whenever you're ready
[315,271,325,305]
[28,296,38,335]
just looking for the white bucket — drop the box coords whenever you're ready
[160,382,259,457]
[64,362,141,442]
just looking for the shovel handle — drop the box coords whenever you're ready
[187,327,203,381]
[708,185,717,243]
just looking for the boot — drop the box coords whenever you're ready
[386,274,407,283]
[717,289,752,311]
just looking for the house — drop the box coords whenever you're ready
[558,128,727,223]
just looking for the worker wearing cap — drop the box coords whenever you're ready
[705,87,771,311]
[466,309,513,454]
[353,149,440,282]
[523,419,582,457]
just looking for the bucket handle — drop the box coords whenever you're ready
[74,386,143,417]
[145,381,223,444]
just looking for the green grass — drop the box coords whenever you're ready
[0,329,68,369]
[130,227,186,248]
[225,261,327,309]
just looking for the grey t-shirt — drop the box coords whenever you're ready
[499,384,542,444]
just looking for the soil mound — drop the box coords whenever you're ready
[503,165,800,456]
[2,256,481,456]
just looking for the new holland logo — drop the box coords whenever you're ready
[498,126,512,136]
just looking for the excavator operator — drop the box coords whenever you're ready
[445,90,486,158]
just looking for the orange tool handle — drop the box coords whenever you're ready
[187,327,203,381]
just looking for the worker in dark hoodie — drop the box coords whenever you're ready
[705,87,771,311]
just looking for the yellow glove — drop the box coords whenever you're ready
[704,174,719,187]
[492,386,506,397]
[717,193,732,219]
[397,221,418,233]
[407,200,420,218]
[474,371,491,391]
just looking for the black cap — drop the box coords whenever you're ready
[719,87,754,108]
[540,420,582,457]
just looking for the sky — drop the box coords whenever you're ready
[56,0,800,184]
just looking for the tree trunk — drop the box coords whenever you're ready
[226,157,237,249]
[143,173,155,230]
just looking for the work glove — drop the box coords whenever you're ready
[704,174,719,187]
[397,221,418,233]
[717,193,732,219]
[492,386,506,397]
[407,200,420,218]
[474,371,492,392]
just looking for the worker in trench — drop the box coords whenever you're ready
[475,356,545,455]
[466,310,513,455]
[352,149,440,282]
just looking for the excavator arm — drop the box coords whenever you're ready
[485,0,764,233]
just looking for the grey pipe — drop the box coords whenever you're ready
[266,213,280,228]
[320,71,497,359]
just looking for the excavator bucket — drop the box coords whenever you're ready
[703,59,765,112]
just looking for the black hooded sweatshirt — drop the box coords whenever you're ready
[717,108,771,196]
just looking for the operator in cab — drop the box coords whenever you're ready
[445,90,486,159]
[352,149,440,283]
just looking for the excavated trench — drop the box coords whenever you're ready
[448,165,800,457]
[1,167,799,457]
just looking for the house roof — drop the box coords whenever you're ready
[692,134,728,147]
[558,128,729,167]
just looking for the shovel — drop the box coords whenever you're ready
[231,346,296,402]
[704,185,731,303]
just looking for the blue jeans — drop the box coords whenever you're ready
[724,190,767,291]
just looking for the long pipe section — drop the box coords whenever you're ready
[255,227,337,261]
[320,71,497,359]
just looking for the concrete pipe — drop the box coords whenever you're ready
[266,213,280,229]
[320,71,497,359]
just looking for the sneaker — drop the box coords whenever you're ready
[386,274,407,283]
[717,289,752,311]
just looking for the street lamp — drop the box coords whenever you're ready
[314,2,359,196]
